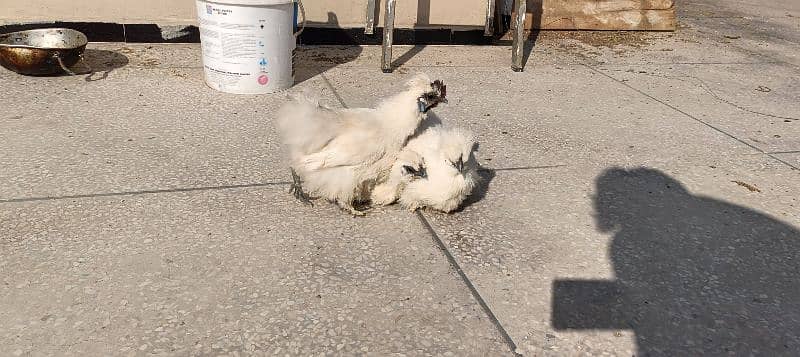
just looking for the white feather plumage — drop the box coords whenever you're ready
[276,73,441,215]
[372,125,479,213]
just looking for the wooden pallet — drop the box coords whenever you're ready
[509,0,676,31]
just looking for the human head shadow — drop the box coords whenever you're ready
[294,12,363,84]
[552,167,800,355]
[81,49,129,81]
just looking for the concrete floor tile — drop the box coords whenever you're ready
[772,152,800,169]
[2,1,798,354]
[0,64,337,200]
[322,65,761,171]
[595,63,800,153]
[420,154,800,355]
[0,188,510,355]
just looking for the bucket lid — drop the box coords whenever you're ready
[204,0,293,5]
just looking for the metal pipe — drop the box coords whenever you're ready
[381,0,396,73]
[484,0,496,36]
[364,0,376,35]
[511,0,526,72]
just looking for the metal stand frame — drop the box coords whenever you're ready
[381,0,397,73]
[364,0,377,35]
[372,0,525,72]
[484,0,495,36]
[511,0,526,72]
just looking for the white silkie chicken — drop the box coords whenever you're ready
[371,125,479,213]
[275,73,447,215]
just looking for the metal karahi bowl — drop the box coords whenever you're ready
[0,28,88,75]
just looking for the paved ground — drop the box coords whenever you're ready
[1,0,799,355]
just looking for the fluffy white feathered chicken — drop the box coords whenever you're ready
[275,73,447,215]
[371,125,479,213]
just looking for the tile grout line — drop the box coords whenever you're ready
[594,61,785,66]
[0,182,290,204]
[766,150,800,155]
[679,19,800,67]
[768,156,800,170]
[583,64,799,171]
[0,167,550,205]
[416,211,522,356]
[483,164,568,172]
[319,72,348,108]
[319,72,521,356]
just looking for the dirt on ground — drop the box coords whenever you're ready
[498,29,668,49]
[534,30,661,48]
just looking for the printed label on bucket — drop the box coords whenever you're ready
[197,0,296,94]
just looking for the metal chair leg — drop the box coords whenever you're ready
[381,0,397,73]
[484,0,496,36]
[511,0,526,72]
[365,0,377,35]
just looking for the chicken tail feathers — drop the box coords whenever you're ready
[276,90,338,159]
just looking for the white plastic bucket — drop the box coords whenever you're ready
[196,0,304,94]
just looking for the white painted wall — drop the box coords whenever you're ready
[0,0,487,28]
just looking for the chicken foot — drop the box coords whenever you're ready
[289,168,314,206]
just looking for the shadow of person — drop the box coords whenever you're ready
[294,12,363,84]
[81,49,129,82]
[552,167,800,355]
